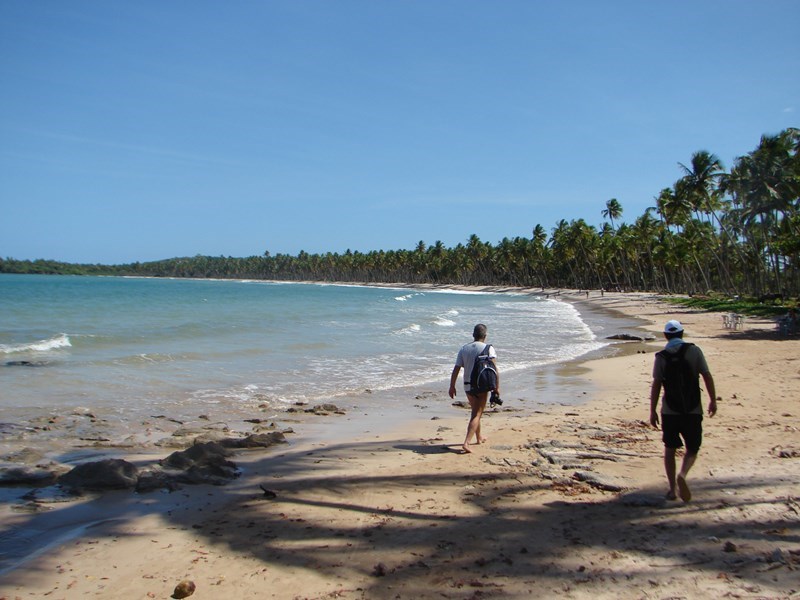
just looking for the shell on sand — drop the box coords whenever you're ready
[172,580,196,599]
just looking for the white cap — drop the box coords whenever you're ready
[664,320,684,333]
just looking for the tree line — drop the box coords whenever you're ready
[3,128,798,299]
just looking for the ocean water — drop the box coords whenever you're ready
[0,274,607,428]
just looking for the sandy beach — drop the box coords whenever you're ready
[1,290,798,599]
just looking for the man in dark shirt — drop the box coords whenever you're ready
[650,320,718,502]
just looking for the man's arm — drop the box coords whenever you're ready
[649,379,662,427]
[491,358,500,394]
[701,371,718,416]
[449,366,461,399]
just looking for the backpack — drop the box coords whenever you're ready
[658,342,701,414]
[469,344,498,394]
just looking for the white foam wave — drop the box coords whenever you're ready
[132,353,176,364]
[191,384,270,405]
[0,333,72,354]
[394,323,421,335]
[433,317,456,327]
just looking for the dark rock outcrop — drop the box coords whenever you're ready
[8,429,291,498]
[160,441,239,486]
[161,441,232,468]
[306,404,346,415]
[606,333,654,341]
[58,458,139,492]
[218,432,287,449]
[134,467,181,493]
[0,465,63,486]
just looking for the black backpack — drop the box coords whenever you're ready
[470,344,498,394]
[658,343,701,414]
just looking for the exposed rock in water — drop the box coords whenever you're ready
[606,333,655,341]
[4,360,50,367]
[305,403,346,415]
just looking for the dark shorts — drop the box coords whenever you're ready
[661,413,703,454]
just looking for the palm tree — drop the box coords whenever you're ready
[602,198,623,229]
[656,187,691,231]
[631,209,660,289]
[724,129,800,293]
[550,219,575,287]
[678,151,725,220]
[677,151,740,293]
[597,222,619,289]
[530,224,549,287]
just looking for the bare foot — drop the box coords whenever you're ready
[462,444,472,454]
[479,437,488,444]
[677,474,691,502]
[665,490,677,501]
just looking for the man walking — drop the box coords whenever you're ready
[449,323,499,454]
[650,320,718,502]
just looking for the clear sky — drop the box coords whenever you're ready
[1,1,798,264]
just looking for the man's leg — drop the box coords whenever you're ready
[462,393,487,453]
[676,416,702,502]
[677,452,697,502]
[664,447,678,500]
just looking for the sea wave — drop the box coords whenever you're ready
[394,323,422,335]
[0,333,72,354]
[433,316,456,327]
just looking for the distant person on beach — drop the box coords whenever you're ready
[779,308,798,335]
[449,323,499,454]
[649,320,718,502]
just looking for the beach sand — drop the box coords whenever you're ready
[1,291,798,599]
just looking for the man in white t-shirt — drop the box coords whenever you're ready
[449,323,499,454]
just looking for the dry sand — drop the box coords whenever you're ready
[1,291,798,599]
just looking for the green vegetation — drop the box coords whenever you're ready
[2,128,799,300]
[0,258,119,276]
[663,295,791,317]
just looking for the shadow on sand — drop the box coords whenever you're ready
[1,435,797,598]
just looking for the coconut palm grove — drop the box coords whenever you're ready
[3,128,799,301]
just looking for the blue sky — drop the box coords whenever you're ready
[1,1,798,264]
